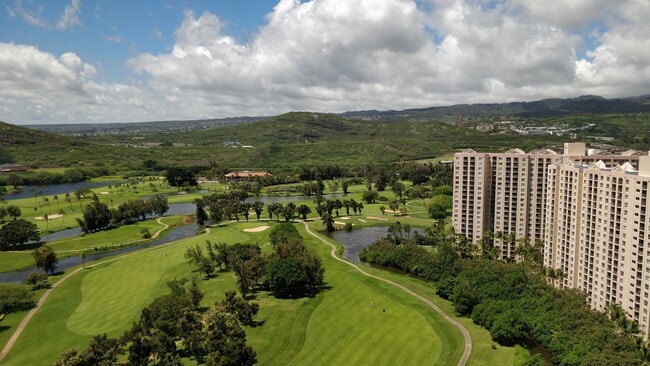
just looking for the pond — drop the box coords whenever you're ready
[5,180,125,200]
[0,223,199,284]
[327,226,390,263]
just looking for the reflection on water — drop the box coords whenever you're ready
[327,226,389,263]
[6,181,125,200]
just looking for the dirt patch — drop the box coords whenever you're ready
[243,225,269,233]
[35,214,64,220]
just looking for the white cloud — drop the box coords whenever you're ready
[2,0,650,124]
[10,0,47,27]
[56,0,81,29]
[106,35,122,43]
[8,0,82,30]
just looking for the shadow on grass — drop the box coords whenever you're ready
[0,325,10,334]
[249,320,266,328]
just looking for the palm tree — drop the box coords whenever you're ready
[322,213,335,232]
[43,197,51,214]
[53,195,59,210]
[74,188,92,210]
[58,209,66,227]
[65,192,73,210]
[31,188,39,206]
[342,199,351,216]
[403,224,411,239]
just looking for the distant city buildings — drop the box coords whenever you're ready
[453,143,650,335]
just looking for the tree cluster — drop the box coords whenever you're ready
[186,224,324,299]
[298,165,346,181]
[165,166,199,188]
[111,194,169,225]
[0,282,35,314]
[0,167,111,188]
[0,204,22,222]
[196,191,256,226]
[0,218,40,249]
[55,279,258,366]
[75,195,169,234]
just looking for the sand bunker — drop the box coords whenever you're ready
[335,221,347,225]
[243,225,269,232]
[100,191,110,195]
[366,216,389,221]
[35,214,64,220]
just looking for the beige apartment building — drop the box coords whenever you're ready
[453,143,650,334]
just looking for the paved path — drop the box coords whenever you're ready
[302,221,472,366]
[0,218,171,363]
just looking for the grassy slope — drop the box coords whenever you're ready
[2,219,467,365]
[3,113,570,169]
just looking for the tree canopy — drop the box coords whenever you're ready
[0,219,40,249]
[55,279,257,366]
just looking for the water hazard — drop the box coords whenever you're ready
[327,226,390,263]
[5,181,125,200]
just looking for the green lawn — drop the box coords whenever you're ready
[2,219,466,365]
[3,178,183,235]
[0,216,183,274]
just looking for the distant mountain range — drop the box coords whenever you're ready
[340,95,650,121]
[26,116,263,136]
[24,94,650,135]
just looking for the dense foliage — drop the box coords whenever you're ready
[360,227,646,365]
[165,166,199,187]
[0,167,111,187]
[33,245,58,275]
[0,282,35,314]
[75,195,169,234]
[266,224,324,298]
[0,219,40,249]
[185,224,324,299]
[55,279,258,366]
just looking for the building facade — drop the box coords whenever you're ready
[453,143,650,335]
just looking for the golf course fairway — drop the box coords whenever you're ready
[2,220,467,365]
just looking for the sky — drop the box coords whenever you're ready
[0,0,649,125]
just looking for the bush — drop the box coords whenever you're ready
[0,283,35,313]
[26,272,49,289]
[140,228,151,239]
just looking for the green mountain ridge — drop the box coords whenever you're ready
[1,94,649,170]
[340,95,650,120]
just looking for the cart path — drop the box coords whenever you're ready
[0,218,171,363]
[302,221,472,366]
